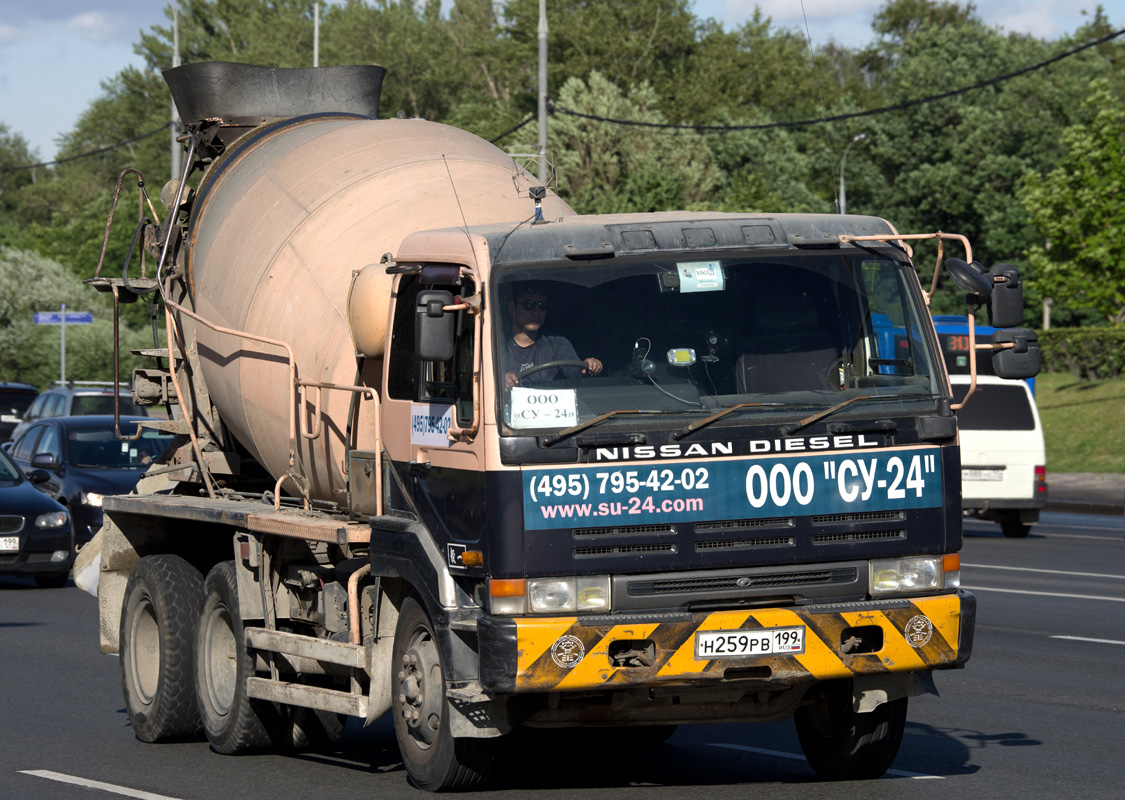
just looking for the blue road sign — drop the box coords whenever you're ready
[34,311,93,324]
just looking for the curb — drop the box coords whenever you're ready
[1044,500,1124,517]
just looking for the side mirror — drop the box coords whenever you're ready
[28,468,52,485]
[30,452,59,471]
[415,289,455,362]
[945,258,992,298]
[991,328,1041,380]
[986,263,1024,327]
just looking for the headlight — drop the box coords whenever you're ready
[870,556,944,595]
[82,492,104,507]
[492,576,612,615]
[35,511,69,529]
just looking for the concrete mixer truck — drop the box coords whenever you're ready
[78,61,1040,790]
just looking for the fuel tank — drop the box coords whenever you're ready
[181,73,569,505]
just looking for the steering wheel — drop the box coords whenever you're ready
[516,359,590,380]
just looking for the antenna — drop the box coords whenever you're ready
[441,154,482,272]
[798,1,838,212]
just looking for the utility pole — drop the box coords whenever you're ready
[60,303,67,384]
[171,3,181,183]
[838,133,867,215]
[314,2,320,68]
[537,0,548,183]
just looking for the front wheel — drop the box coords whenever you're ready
[392,595,497,791]
[795,682,907,780]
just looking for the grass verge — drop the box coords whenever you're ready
[1035,372,1125,474]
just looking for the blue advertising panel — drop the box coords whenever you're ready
[522,447,943,530]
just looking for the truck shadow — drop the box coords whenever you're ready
[315,715,990,788]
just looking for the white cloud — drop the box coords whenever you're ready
[0,24,20,45]
[66,12,120,45]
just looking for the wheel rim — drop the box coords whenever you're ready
[128,596,161,705]
[397,626,443,749]
[203,602,237,716]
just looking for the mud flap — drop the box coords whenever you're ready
[852,671,938,713]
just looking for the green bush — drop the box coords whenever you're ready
[1039,328,1125,380]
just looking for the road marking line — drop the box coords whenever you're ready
[19,770,183,800]
[967,586,1125,603]
[1051,635,1125,646]
[962,563,1125,580]
[1038,533,1123,541]
[707,743,943,779]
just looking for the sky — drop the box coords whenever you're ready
[0,1,1121,162]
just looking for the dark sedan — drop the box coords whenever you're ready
[6,416,174,544]
[0,447,73,588]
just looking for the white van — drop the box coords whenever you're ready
[951,374,1047,537]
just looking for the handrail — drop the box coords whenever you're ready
[297,380,384,518]
[838,231,973,304]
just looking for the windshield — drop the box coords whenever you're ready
[66,427,173,469]
[0,451,23,483]
[72,394,149,416]
[492,251,943,432]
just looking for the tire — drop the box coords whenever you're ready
[393,594,497,791]
[34,573,69,589]
[287,705,348,752]
[119,554,204,742]
[195,560,286,754]
[1000,516,1032,538]
[795,682,907,780]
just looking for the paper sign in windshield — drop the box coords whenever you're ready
[509,387,577,429]
[677,261,725,293]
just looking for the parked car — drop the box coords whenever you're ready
[0,446,73,588]
[7,416,174,544]
[8,382,150,443]
[953,374,1048,538]
[0,382,39,443]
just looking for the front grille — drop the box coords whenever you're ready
[0,515,25,534]
[695,517,793,532]
[812,510,904,525]
[696,536,794,551]
[574,543,677,558]
[628,567,857,596]
[813,530,906,544]
[573,524,676,538]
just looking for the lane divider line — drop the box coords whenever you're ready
[19,770,183,800]
[1050,635,1125,646]
[707,743,944,779]
[962,563,1125,580]
[967,586,1125,603]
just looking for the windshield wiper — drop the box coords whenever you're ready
[670,403,786,441]
[542,409,686,447]
[781,394,934,436]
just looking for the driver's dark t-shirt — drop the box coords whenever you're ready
[503,335,583,380]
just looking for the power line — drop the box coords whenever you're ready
[550,26,1125,134]
[1,123,174,173]
[3,25,1122,171]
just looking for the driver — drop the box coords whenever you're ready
[502,283,603,388]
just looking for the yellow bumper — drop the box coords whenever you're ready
[510,593,967,693]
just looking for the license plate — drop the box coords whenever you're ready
[0,535,19,553]
[695,626,805,659]
[963,468,1004,481]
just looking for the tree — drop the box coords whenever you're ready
[0,248,155,388]
[549,73,719,213]
[1019,81,1125,326]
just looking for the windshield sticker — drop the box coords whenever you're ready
[522,448,941,530]
[410,403,455,447]
[677,261,725,293]
[510,387,577,429]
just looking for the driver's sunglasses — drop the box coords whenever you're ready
[517,300,549,311]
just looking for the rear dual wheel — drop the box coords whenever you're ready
[119,554,205,742]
